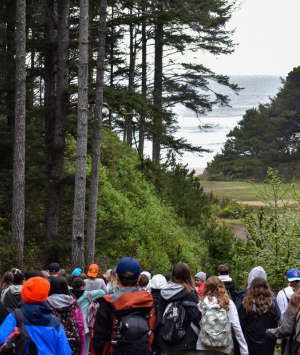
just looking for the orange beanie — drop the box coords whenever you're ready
[21,277,50,304]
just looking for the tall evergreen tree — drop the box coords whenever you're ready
[85,0,107,271]
[72,0,90,270]
[12,0,26,268]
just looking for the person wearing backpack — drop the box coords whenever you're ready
[1,272,25,316]
[71,277,105,355]
[277,269,297,324]
[197,276,248,355]
[266,277,300,355]
[157,262,202,355]
[238,277,280,355]
[0,276,72,355]
[217,264,238,302]
[48,276,85,355]
[92,257,156,355]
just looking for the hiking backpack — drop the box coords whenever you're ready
[86,291,98,331]
[50,303,81,355]
[111,306,153,355]
[161,301,198,343]
[293,310,300,355]
[199,308,231,349]
[0,309,38,355]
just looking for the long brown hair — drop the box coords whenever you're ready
[0,272,13,294]
[201,276,230,311]
[287,281,300,317]
[172,262,198,300]
[243,277,273,316]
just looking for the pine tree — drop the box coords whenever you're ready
[12,0,26,268]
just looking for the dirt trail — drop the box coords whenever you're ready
[203,186,246,193]
[240,200,297,207]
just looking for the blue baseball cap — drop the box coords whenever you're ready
[72,268,82,276]
[287,269,300,282]
[116,257,141,280]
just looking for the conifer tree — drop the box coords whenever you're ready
[85,0,107,271]
[12,0,26,268]
[72,0,90,270]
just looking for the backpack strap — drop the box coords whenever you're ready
[87,291,92,303]
[181,301,198,308]
[282,289,290,303]
[14,309,24,329]
[14,309,38,355]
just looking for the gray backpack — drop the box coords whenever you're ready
[293,310,300,355]
[199,308,231,349]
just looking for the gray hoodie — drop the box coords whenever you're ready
[160,282,184,300]
[248,266,267,287]
[48,294,74,309]
[1,285,23,304]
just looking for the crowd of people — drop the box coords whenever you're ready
[0,259,299,355]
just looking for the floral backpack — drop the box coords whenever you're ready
[50,303,81,355]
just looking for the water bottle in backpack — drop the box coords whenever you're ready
[161,301,198,343]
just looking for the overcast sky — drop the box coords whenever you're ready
[199,0,300,76]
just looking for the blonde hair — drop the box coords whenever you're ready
[201,276,230,311]
[106,269,118,293]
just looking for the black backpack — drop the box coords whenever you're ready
[0,309,38,355]
[111,306,153,355]
[161,301,197,343]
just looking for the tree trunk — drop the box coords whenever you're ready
[152,14,163,164]
[44,0,56,238]
[72,0,89,270]
[45,0,70,238]
[85,0,107,272]
[6,0,15,128]
[11,0,26,269]
[108,6,114,127]
[126,6,134,147]
[139,1,147,156]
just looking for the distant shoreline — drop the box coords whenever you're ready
[188,167,205,175]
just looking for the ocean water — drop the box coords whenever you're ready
[144,75,283,173]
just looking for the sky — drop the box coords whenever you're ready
[199,0,300,76]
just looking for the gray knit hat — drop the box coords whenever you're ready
[195,271,206,282]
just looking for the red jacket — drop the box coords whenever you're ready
[197,282,205,297]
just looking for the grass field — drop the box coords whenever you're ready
[200,180,300,240]
[200,180,300,203]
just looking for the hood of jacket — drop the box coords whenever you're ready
[21,302,56,326]
[71,288,85,300]
[9,285,23,295]
[218,275,232,282]
[161,282,185,300]
[47,294,74,309]
[149,274,167,290]
[201,296,220,310]
[248,266,267,287]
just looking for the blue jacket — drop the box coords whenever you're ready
[0,302,71,355]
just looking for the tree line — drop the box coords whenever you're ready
[206,67,300,181]
[0,0,239,270]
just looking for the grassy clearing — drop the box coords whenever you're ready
[201,180,300,240]
[201,180,300,203]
